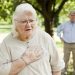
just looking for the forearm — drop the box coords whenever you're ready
[9,47,42,75]
[0,63,11,75]
[9,58,27,75]
[52,71,61,75]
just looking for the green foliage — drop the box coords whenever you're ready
[0,0,75,31]
[55,0,62,9]
[59,0,75,23]
[0,0,13,24]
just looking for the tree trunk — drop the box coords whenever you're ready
[44,18,54,37]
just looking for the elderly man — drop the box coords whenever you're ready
[0,3,64,75]
[57,10,75,75]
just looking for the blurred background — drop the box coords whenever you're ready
[0,0,75,75]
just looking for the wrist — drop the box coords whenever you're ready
[21,57,28,65]
[9,58,26,75]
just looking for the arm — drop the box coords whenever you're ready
[43,33,64,75]
[49,38,65,75]
[57,24,64,38]
[42,32,64,75]
[0,41,42,75]
[9,58,26,75]
[0,42,11,75]
[9,49,42,75]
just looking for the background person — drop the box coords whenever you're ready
[57,10,75,75]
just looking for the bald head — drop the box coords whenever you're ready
[69,10,75,16]
[69,10,75,22]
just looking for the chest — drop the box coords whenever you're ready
[9,38,49,61]
[63,24,75,33]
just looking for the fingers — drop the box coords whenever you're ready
[34,50,43,58]
[25,50,43,59]
[21,45,44,64]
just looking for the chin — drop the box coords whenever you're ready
[26,32,33,37]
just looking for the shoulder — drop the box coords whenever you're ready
[37,27,53,44]
[61,21,70,25]
[3,33,12,41]
[0,33,12,51]
[1,33,15,45]
[57,21,69,29]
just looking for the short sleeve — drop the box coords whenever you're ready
[57,23,65,38]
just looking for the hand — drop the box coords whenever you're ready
[21,46,43,65]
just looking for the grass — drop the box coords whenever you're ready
[0,25,11,32]
[0,29,11,33]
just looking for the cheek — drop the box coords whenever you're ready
[32,23,37,29]
[73,17,75,19]
[32,25,35,30]
[16,25,24,32]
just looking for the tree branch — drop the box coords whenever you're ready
[25,0,43,14]
[55,0,68,16]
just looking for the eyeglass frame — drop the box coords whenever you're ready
[14,19,37,24]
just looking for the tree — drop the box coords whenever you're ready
[59,0,75,23]
[13,0,69,36]
[1,0,74,36]
[0,0,13,24]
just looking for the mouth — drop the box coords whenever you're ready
[25,29,32,31]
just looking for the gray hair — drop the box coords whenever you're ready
[12,3,37,37]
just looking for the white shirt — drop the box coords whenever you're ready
[0,27,64,75]
[57,21,75,43]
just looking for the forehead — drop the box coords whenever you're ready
[16,11,36,20]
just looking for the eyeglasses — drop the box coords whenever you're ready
[15,19,36,24]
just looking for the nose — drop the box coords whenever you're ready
[26,21,30,24]
[25,21,31,27]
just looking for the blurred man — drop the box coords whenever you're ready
[57,10,75,75]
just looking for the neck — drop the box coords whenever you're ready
[18,35,31,41]
[70,20,75,23]
[17,27,37,41]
